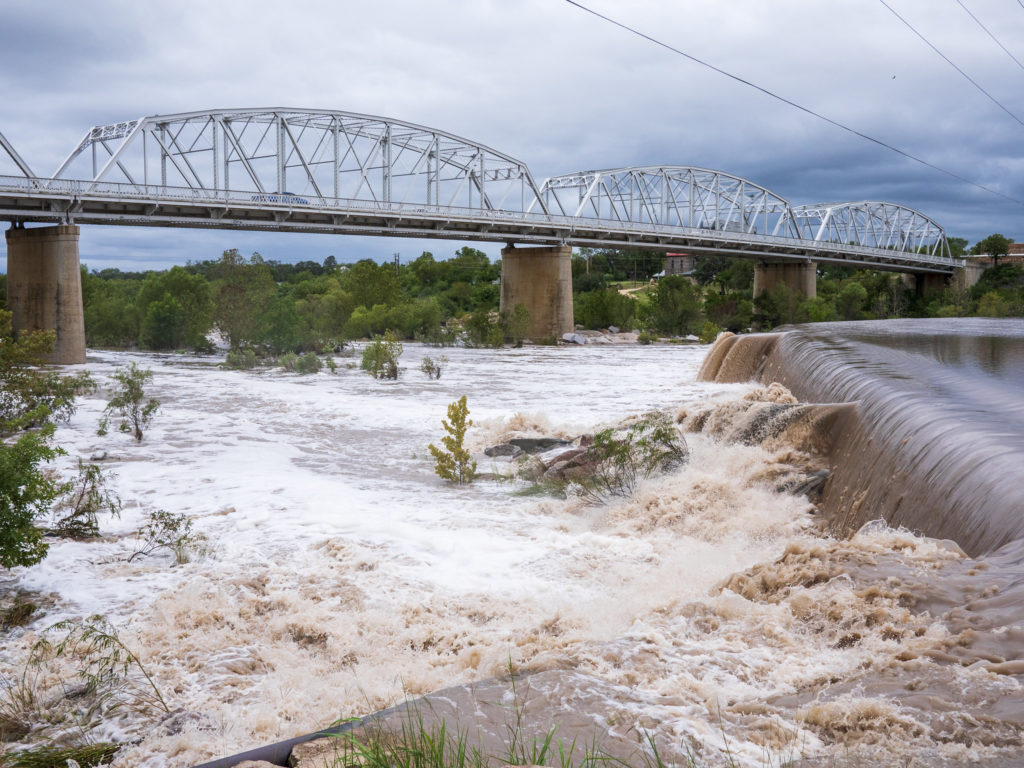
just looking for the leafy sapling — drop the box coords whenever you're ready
[98,363,160,442]
[428,396,477,484]
[34,614,171,717]
[51,460,122,539]
[361,331,403,380]
[570,412,689,504]
[419,355,448,380]
[128,509,206,564]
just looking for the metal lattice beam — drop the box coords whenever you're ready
[51,108,547,215]
[0,130,34,177]
[788,201,950,259]
[534,166,801,239]
[0,109,962,273]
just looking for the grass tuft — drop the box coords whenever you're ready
[0,602,38,632]
[0,742,120,768]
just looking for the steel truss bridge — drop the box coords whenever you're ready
[0,108,959,273]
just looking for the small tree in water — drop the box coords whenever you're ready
[360,331,403,380]
[428,396,476,484]
[98,363,160,442]
[52,461,122,539]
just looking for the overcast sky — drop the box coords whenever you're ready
[1,0,1022,272]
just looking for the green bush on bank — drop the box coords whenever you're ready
[66,237,1024,355]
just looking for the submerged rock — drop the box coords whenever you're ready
[484,443,523,458]
[509,437,571,454]
[289,737,353,767]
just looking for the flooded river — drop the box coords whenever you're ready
[1,324,1021,767]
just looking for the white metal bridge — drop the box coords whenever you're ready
[0,108,959,273]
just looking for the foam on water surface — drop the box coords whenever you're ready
[2,342,1021,767]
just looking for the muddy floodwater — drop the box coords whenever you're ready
[1,324,1022,767]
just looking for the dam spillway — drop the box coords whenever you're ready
[699,318,1024,556]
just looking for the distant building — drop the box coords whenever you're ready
[663,252,695,276]
[970,240,1024,267]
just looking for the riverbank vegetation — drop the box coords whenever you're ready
[2,234,1018,359]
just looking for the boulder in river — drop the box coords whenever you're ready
[509,437,572,454]
[484,443,523,458]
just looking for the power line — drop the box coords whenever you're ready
[955,0,1024,74]
[878,0,1024,129]
[561,0,1024,208]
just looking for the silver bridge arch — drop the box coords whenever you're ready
[0,108,958,273]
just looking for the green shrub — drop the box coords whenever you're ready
[224,347,258,370]
[416,325,459,347]
[428,396,476,484]
[0,741,121,768]
[0,599,38,630]
[282,351,322,374]
[51,461,121,539]
[574,289,637,330]
[420,355,447,380]
[500,303,531,346]
[462,308,497,347]
[484,324,505,349]
[569,412,688,504]
[361,331,403,379]
[698,321,722,344]
[97,363,159,442]
[641,275,702,335]
[128,509,206,565]
[637,331,656,345]
[34,615,171,718]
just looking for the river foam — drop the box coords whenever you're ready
[1,338,1021,767]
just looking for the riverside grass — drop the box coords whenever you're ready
[0,742,120,768]
[317,669,778,768]
[323,712,762,768]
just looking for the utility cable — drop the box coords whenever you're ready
[955,0,1024,74]
[878,0,1024,128]
[561,0,1024,208]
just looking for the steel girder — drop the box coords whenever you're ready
[51,108,547,214]
[0,110,962,272]
[0,130,34,177]
[788,201,950,259]
[534,166,801,239]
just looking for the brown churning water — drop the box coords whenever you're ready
[699,319,1024,557]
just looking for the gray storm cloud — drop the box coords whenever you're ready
[1,0,1022,269]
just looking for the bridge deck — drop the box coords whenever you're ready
[0,176,960,274]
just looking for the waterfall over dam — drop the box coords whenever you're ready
[699,318,1024,556]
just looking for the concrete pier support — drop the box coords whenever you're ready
[752,260,817,299]
[901,272,948,296]
[499,244,573,340]
[5,224,86,364]
[955,263,986,291]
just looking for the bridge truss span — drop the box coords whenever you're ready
[0,129,34,177]
[52,108,547,215]
[0,109,962,274]
[535,166,801,239]
[788,201,950,260]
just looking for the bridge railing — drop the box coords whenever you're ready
[0,174,962,269]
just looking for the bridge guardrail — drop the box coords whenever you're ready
[0,174,961,269]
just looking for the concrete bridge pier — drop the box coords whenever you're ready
[955,263,986,291]
[901,272,948,296]
[499,244,573,340]
[5,224,86,364]
[753,260,817,299]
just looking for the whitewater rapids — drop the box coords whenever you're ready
[1,341,1020,767]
